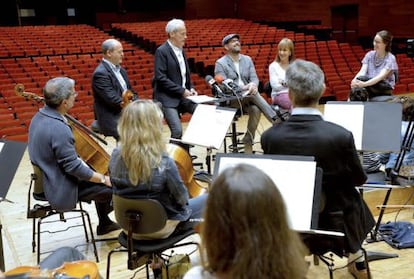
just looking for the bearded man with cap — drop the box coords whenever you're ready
[215,34,278,154]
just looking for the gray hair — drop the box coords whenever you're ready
[101,38,121,54]
[165,18,185,34]
[286,59,325,106]
[43,77,75,108]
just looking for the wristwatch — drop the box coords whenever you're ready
[100,174,106,184]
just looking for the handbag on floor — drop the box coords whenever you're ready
[162,254,192,279]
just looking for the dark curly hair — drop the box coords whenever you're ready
[349,87,368,102]
[391,96,414,121]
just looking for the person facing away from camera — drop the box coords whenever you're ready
[109,100,207,240]
[184,164,308,279]
[261,59,375,279]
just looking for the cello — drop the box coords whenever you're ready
[15,84,110,175]
[166,143,208,198]
[4,260,99,279]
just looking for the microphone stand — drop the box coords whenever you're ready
[369,112,414,241]
[362,111,414,262]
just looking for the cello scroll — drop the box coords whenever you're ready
[14,84,110,174]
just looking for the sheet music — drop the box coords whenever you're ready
[324,102,364,150]
[214,155,317,231]
[182,104,236,149]
[186,95,217,104]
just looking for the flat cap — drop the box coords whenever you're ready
[222,33,240,46]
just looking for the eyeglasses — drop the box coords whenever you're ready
[70,91,78,98]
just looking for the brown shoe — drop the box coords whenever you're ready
[348,262,370,279]
[243,143,253,154]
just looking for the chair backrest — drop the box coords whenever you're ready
[263,81,272,97]
[112,194,168,235]
[31,163,45,196]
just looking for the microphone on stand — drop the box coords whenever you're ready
[205,75,225,97]
[214,74,225,84]
[222,79,248,97]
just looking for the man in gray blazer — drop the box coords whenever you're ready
[29,77,120,236]
[261,59,375,279]
[153,19,198,151]
[92,38,137,140]
[215,34,278,153]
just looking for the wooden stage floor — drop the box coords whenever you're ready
[1,114,414,278]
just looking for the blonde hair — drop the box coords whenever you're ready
[117,100,165,185]
[275,38,295,63]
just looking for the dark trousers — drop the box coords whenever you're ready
[78,181,113,225]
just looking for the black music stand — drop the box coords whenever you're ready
[0,139,27,271]
[214,153,322,232]
[214,153,348,278]
[324,101,402,262]
[362,98,414,257]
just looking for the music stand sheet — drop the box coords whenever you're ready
[324,101,402,152]
[182,104,237,149]
[0,140,27,199]
[214,153,319,232]
[185,95,217,104]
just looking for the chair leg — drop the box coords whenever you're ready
[106,247,124,279]
[79,203,90,242]
[361,247,372,279]
[37,217,41,264]
[36,209,99,264]
[317,253,335,279]
[145,263,151,279]
[313,254,319,265]
[32,218,36,253]
[81,209,99,262]
[106,247,148,279]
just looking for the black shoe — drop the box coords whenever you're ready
[96,221,121,236]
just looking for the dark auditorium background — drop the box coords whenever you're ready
[1,0,414,41]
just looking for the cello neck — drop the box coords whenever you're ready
[65,114,108,145]
[14,83,107,145]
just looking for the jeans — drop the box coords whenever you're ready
[163,101,197,150]
[229,93,276,144]
[177,193,208,231]
[39,247,85,269]
[163,107,184,140]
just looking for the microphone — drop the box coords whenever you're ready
[205,75,224,97]
[222,79,247,96]
[214,74,225,84]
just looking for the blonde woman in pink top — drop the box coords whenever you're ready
[268,38,295,110]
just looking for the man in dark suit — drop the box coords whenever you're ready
[92,38,137,140]
[261,59,375,279]
[153,18,198,150]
